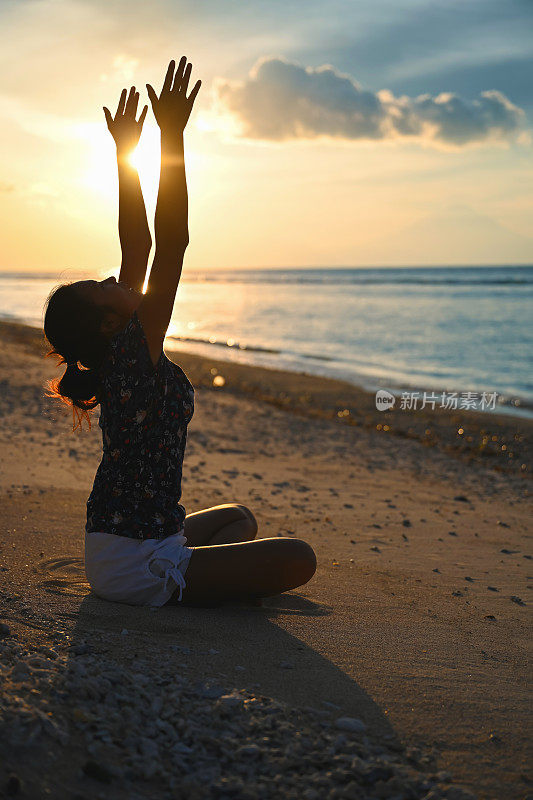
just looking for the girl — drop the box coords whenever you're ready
[43,58,317,608]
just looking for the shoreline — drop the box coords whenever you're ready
[2,310,532,421]
[165,335,533,420]
[0,317,531,481]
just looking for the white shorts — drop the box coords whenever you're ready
[84,529,194,607]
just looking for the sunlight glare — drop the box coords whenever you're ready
[129,124,161,211]
[130,126,203,216]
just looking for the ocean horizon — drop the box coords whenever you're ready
[1,264,532,418]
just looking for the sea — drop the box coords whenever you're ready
[1,264,532,418]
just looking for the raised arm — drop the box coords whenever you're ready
[103,87,152,294]
[137,57,201,365]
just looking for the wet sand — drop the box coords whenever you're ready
[0,318,531,799]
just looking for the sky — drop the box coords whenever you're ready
[0,0,532,273]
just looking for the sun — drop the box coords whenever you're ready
[81,122,161,204]
[81,120,203,220]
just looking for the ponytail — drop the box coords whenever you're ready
[43,283,110,431]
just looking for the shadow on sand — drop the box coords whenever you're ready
[35,554,401,750]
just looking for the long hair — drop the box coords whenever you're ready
[43,283,110,431]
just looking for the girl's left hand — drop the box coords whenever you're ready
[103,86,148,154]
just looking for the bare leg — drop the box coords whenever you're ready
[171,537,317,607]
[184,504,258,547]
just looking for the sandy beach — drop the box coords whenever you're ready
[0,318,531,799]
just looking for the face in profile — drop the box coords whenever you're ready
[73,276,142,331]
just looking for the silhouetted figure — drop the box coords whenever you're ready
[43,59,316,608]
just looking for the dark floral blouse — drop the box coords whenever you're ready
[86,311,194,540]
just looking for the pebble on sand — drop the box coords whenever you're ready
[510,595,525,606]
[335,716,367,734]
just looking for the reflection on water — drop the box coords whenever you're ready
[1,265,532,414]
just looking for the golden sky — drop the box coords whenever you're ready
[1,0,532,273]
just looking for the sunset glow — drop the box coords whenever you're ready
[0,0,531,273]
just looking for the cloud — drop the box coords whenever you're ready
[0,94,82,144]
[214,56,528,148]
[99,54,140,84]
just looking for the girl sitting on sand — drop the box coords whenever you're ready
[42,58,316,608]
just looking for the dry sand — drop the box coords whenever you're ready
[0,319,531,799]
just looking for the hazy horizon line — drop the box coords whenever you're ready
[1,262,533,279]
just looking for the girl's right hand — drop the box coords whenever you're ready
[146,57,201,134]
